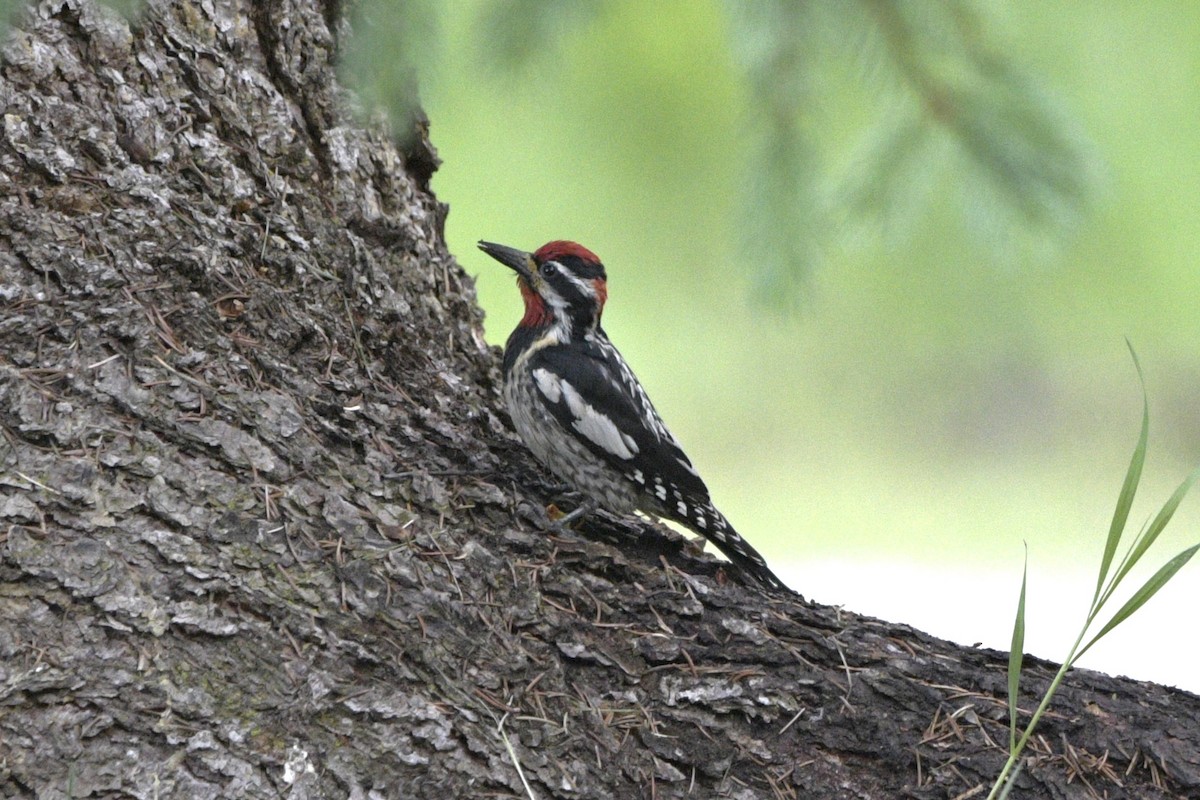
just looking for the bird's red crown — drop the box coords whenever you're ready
[534,240,601,266]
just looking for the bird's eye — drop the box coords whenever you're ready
[539,262,558,277]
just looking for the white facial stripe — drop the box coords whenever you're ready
[542,284,571,311]
[559,380,639,460]
[562,269,594,298]
[542,260,597,303]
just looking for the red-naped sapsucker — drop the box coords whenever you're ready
[480,239,789,593]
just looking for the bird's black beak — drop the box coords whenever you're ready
[478,241,535,281]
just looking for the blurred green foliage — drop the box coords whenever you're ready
[402,0,1200,575]
[343,0,1100,303]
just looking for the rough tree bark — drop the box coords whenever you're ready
[0,2,1197,798]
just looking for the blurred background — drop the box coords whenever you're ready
[351,1,1200,692]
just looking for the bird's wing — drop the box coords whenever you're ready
[527,341,710,504]
[528,340,791,593]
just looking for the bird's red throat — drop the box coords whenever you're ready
[518,279,553,328]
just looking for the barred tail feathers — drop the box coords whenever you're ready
[679,500,790,593]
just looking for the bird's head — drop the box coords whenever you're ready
[479,240,608,330]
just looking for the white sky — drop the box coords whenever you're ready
[785,557,1199,695]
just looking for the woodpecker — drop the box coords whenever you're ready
[479,239,790,593]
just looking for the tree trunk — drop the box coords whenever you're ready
[1,2,1196,798]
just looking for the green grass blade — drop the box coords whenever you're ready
[1078,543,1200,661]
[995,760,1025,800]
[1105,466,1200,594]
[1096,517,1151,613]
[1007,547,1028,753]
[1094,342,1148,607]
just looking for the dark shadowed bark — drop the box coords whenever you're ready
[1,2,1197,798]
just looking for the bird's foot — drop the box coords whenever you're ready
[547,497,596,532]
[515,496,596,533]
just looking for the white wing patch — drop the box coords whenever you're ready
[534,368,639,460]
[532,367,563,403]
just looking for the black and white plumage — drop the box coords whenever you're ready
[479,239,789,593]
